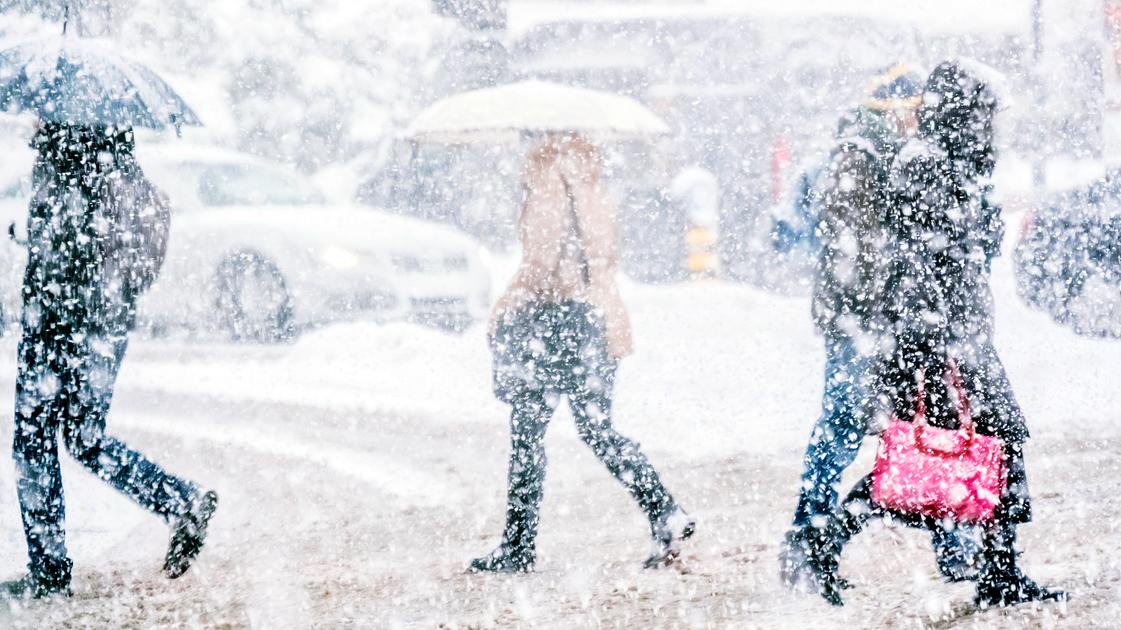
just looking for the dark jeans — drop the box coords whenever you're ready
[13,325,197,583]
[792,337,868,527]
[501,363,675,550]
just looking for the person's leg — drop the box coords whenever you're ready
[567,364,692,567]
[791,337,867,528]
[61,333,218,579]
[800,475,879,606]
[974,443,1065,607]
[569,365,675,523]
[10,333,73,597]
[470,388,554,572]
[61,335,197,520]
[782,338,868,586]
[930,522,983,582]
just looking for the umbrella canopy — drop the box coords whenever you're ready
[406,80,670,143]
[0,36,201,131]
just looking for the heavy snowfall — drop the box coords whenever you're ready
[0,0,1118,628]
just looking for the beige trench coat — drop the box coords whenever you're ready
[490,138,634,358]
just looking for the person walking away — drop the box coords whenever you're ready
[470,134,694,573]
[803,61,1066,609]
[3,123,219,600]
[780,64,976,586]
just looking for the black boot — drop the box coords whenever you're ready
[468,543,536,573]
[469,475,541,573]
[164,490,219,579]
[779,525,818,589]
[804,523,847,607]
[780,524,855,593]
[1,558,72,600]
[644,506,696,569]
[468,510,538,574]
[974,526,1067,608]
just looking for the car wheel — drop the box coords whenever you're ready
[216,252,295,343]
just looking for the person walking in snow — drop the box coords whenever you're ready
[3,122,218,600]
[781,64,977,586]
[470,133,693,573]
[802,61,1067,609]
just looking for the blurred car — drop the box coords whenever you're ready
[1015,172,1121,338]
[0,144,492,341]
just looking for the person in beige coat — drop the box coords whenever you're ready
[470,134,693,573]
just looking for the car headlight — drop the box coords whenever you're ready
[321,245,362,270]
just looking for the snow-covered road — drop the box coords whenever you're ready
[0,254,1117,628]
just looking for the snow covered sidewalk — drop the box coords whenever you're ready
[0,257,1116,627]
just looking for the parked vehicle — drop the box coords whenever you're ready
[0,144,492,341]
[1015,172,1121,338]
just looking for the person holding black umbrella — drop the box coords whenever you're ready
[0,34,217,599]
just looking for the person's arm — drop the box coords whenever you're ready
[978,190,1004,270]
[812,147,881,332]
[564,175,633,358]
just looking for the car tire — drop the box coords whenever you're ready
[216,251,295,343]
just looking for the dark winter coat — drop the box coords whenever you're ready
[22,123,170,340]
[871,61,1026,444]
[811,107,903,339]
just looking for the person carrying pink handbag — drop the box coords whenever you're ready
[801,61,1067,610]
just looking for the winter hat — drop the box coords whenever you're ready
[862,63,925,111]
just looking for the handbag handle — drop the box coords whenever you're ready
[912,360,975,455]
[944,358,974,432]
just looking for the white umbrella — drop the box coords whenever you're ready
[405,79,671,143]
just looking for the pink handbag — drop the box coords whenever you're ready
[871,361,1007,523]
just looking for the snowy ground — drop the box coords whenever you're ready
[0,248,1117,628]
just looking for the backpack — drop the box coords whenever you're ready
[97,162,172,296]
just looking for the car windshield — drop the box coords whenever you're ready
[189,162,326,207]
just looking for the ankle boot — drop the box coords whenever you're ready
[644,506,696,569]
[165,490,219,579]
[469,481,541,573]
[805,523,847,607]
[468,543,536,573]
[1,557,72,601]
[974,525,1067,608]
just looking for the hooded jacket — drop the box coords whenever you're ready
[872,61,1024,443]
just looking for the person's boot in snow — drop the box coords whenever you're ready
[779,525,819,589]
[0,558,72,601]
[802,523,847,607]
[0,575,71,601]
[973,526,1066,608]
[164,490,219,579]
[644,507,696,569]
[468,543,536,573]
[469,479,540,573]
